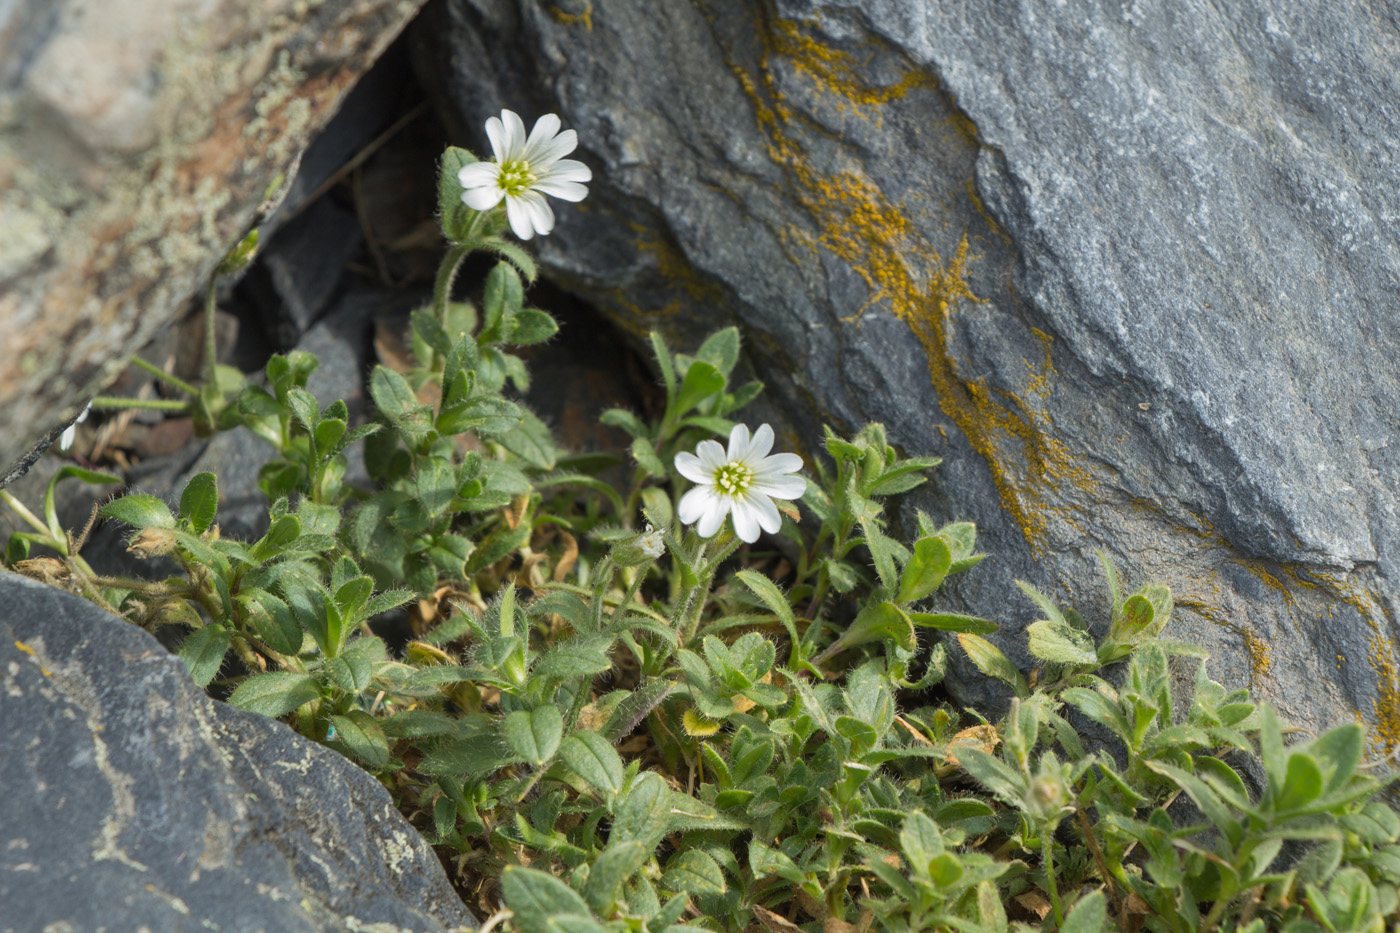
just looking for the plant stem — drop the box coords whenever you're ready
[129,357,200,396]
[204,276,219,386]
[428,242,473,373]
[91,396,191,412]
[1043,831,1064,928]
[0,490,51,537]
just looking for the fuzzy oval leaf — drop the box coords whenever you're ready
[898,535,952,603]
[559,731,624,795]
[227,671,320,719]
[1026,619,1098,666]
[100,494,175,530]
[331,710,389,770]
[663,849,727,896]
[178,624,230,688]
[504,704,564,764]
[673,360,725,416]
[908,611,998,635]
[178,472,219,534]
[502,865,591,933]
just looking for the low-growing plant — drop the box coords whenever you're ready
[7,109,1399,933]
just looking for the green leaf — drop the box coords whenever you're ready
[284,386,320,435]
[1016,580,1068,627]
[1060,890,1108,933]
[1117,593,1154,641]
[897,535,952,603]
[227,671,320,719]
[749,840,805,885]
[648,332,677,400]
[908,611,998,635]
[584,840,649,916]
[531,635,614,680]
[509,308,559,345]
[1275,752,1325,813]
[499,407,557,469]
[331,710,389,770]
[560,731,624,796]
[663,849,726,896]
[612,771,670,845]
[630,437,666,477]
[695,327,741,376]
[483,261,524,337]
[100,494,175,530]
[837,601,915,653]
[953,747,1024,803]
[600,408,649,439]
[957,634,1029,697]
[178,624,230,688]
[370,366,431,438]
[672,359,725,417]
[504,704,564,764]
[436,395,523,437]
[1027,619,1098,666]
[502,866,593,933]
[1310,723,1364,795]
[438,146,477,240]
[416,456,457,517]
[176,473,218,534]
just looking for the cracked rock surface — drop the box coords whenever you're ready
[420,0,1400,740]
[0,573,473,932]
[0,0,427,470]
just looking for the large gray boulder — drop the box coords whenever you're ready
[420,0,1400,742]
[0,0,426,467]
[0,572,473,932]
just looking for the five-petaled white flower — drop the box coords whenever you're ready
[59,401,91,452]
[457,109,591,240]
[675,424,804,544]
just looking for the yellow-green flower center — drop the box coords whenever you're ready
[498,159,536,196]
[714,462,753,497]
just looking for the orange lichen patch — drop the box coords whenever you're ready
[13,640,51,677]
[770,19,936,110]
[550,1,593,30]
[727,17,1097,552]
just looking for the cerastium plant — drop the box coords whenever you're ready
[7,109,1400,933]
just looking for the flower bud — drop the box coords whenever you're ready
[610,523,665,567]
[127,527,178,559]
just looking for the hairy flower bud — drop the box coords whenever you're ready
[610,523,665,567]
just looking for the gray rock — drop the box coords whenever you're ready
[421,0,1400,740]
[0,571,473,932]
[245,197,365,346]
[0,0,428,472]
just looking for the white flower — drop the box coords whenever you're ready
[638,523,665,560]
[457,109,591,240]
[58,401,91,452]
[675,424,805,544]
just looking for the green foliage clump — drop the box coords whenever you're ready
[6,143,1399,933]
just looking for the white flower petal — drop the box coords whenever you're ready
[485,115,508,162]
[523,113,562,160]
[59,424,77,451]
[696,495,730,538]
[458,162,499,188]
[730,499,761,543]
[751,473,807,500]
[505,195,536,239]
[675,451,713,484]
[678,486,714,524]
[526,125,577,166]
[744,423,775,462]
[501,109,528,159]
[541,159,592,184]
[755,452,803,477]
[695,439,727,472]
[727,423,751,461]
[520,190,555,236]
[532,178,589,202]
[749,492,782,534]
[461,184,504,211]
